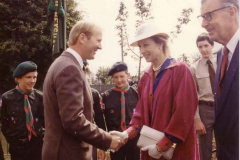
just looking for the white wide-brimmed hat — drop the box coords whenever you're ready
[130,23,169,46]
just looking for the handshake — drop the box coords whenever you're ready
[109,130,129,152]
[98,130,129,160]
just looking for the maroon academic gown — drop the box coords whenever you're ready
[130,61,199,160]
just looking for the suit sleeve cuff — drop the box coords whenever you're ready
[157,136,173,151]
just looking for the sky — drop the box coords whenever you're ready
[75,0,222,76]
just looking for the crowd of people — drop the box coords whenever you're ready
[0,0,239,159]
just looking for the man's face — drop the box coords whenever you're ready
[201,0,232,44]
[16,72,37,92]
[112,71,129,90]
[83,29,102,60]
[197,40,214,58]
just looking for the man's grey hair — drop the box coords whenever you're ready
[201,0,239,11]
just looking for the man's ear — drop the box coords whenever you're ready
[78,33,86,44]
[229,6,238,20]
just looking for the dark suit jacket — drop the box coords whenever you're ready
[42,52,112,160]
[214,42,239,160]
[91,88,106,130]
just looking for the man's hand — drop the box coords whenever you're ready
[109,134,124,151]
[141,144,163,159]
[110,130,128,144]
[195,118,206,135]
[98,149,106,160]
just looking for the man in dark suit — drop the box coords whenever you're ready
[42,20,123,160]
[199,0,239,159]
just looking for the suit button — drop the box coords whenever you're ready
[111,110,114,114]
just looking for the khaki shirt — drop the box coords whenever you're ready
[190,57,216,119]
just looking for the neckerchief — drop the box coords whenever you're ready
[114,85,130,131]
[16,86,37,141]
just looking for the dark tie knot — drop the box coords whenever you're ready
[207,60,212,65]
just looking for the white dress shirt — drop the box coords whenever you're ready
[66,48,84,69]
[224,29,239,68]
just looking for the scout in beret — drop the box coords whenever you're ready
[1,61,44,160]
[107,61,128,76]
[13,61,38,78]
[98,62,140,160]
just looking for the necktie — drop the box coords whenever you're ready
[207,60,215,94]
[114,85,130,131]
[16,86,37,141]
[218,46,229,97]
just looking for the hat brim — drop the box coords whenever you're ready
[130,32,169,47]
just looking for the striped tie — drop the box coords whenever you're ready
[16,86,37,141]
[114,85,130,131]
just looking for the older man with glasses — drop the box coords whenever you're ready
[199,0,239,160]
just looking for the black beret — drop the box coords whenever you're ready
[13,61,38,78]
[108,62,128,76]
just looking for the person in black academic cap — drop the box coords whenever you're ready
[0,61,44,160]
[98,62,140,160]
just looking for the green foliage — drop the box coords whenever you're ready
[0,0,82,93]
[66,0,83,41]
[95,67,112,84]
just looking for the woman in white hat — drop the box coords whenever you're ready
[111,23,200,160]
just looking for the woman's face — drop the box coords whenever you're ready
[137,38,162,63]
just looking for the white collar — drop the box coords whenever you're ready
[226,29,239,54]
[66,48,84,69]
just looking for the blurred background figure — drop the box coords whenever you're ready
[98,62,140,160]
[190,33,216,160]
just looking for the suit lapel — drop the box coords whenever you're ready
[216,42,239,117]
[61,51,93,105]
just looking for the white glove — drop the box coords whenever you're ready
[141,144,163,159]
[109,130,128,144]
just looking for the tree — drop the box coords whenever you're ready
[115,0,153,80]
[177,53,191,67]
[95,67,112,85]
[65,0,84,41]
[115,2,129,61]
[0,0,82,93]
[170,8,193,42]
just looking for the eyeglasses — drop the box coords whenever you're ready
[197,6,231,22]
